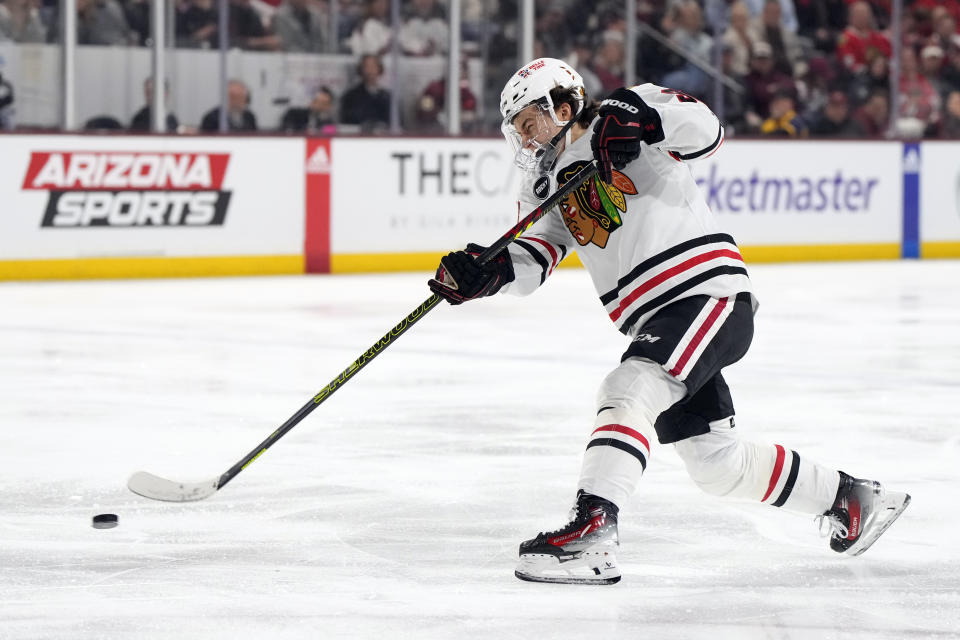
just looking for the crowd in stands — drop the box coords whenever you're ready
[1,0,960,138]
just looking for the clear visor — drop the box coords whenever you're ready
[501,101,566,176]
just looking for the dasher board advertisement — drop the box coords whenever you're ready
[330,138,525,256]
[919,141,960,257]
[0,135,305,278]
[330,138,904,266]
[687,140,902,255]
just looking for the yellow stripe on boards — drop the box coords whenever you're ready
[740,243,901,262]
[0,255,304,281]
[558,253,583,268]
[921,242,960,258]
[331,252,446,273]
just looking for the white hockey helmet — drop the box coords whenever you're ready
[499,58,585,173]
[500,57,585,125]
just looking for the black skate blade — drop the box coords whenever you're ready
[514,570,621,586]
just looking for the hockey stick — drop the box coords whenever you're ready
[128,162,599,502]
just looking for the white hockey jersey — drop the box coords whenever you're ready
[501,84,756,337]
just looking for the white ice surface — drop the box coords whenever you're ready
[1,262,958,640]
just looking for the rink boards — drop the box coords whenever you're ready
[1,134,959,280]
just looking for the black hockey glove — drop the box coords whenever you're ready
[428,243,515,305]
[591,87,665,184]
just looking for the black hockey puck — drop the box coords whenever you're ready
[92,513,119,529]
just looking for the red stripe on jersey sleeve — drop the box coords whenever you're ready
[519,236,560,273]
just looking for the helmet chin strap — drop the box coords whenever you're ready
[535,115,579,176]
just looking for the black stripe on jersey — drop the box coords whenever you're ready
[597,406,616,415]
[617,265,749,334]
[558,244,568,261]
[586,438,648,471]
[599,233,738,304]
[772,451,801,508]
[514,239,550,285]
[677,124,723,161]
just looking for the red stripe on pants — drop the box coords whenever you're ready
[668,297,728,377]
[762,444,786,502]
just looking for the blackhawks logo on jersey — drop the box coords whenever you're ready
[557,160,637,249]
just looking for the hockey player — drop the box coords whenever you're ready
[427,58,911,585]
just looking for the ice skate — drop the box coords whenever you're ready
[515,490,621,585]
[818,472,911,557]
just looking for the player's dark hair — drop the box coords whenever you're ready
[549,86,599,127]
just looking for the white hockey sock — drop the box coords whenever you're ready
[758,443,840,514]
[578,358,686,508]
[578,408,655,508]
[674,424,841,515]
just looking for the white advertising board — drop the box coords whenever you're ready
[919,141,960,243]
[687,140,902,245]
[331,138,904,258]
[330,138,524,254]
[0,135,304,260]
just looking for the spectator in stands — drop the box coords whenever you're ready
[661,1,712,97]
[399,0,448,56]
[942,35,960,95]
[920,45,948,99]
[940,90,960,138]
[899,5,929,54]
[930,11,958,52]
[228,0,278,50]
[0,67,13,130]
[836,1,891,75]
[177,0,277,50]
[533,3,569,59]
[722,1,755,78]
[76,0,134,45]
[849,52,890,105]
[565,34,603,100]
[745,40,795,118]
[85,115,124,130]
[0,0,46,42]
[809,89,863,136]
[274,0,328,53]
[129,77,179,132]
[711,0,799,33]
[347,0,391,56]
[123,0,150,46]
[414,61,478,132]
[590,29,627,97]
[340,53,389,131]
[796,56,836,120]
[281,86,337,133]
[794,0,847,54]
[760,87,808,136]
[752,0,803,76]
[742,0,798,33]
[852,89,889,137]
[899,45,941,137]
[177,0,218,48]
[200,79,258,132]
[717,41,752,135]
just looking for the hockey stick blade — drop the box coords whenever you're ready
[127,471,220,502]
